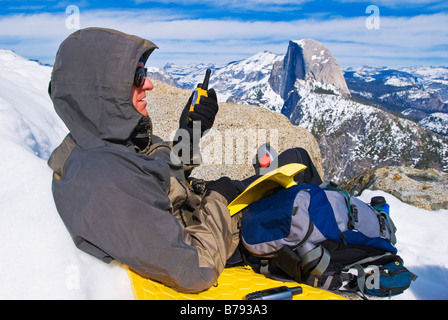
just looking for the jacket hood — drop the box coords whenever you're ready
[50,27,158,149]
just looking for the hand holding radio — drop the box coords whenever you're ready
[179,69,218,136]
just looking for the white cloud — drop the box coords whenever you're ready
[0,9,446,68]
[135,0,311,11]
[339,0,445,6]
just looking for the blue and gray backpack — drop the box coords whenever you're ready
[231,183,417,299]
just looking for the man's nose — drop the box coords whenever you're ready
[142,77,153,90]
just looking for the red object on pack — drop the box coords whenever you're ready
[259,154,271,168]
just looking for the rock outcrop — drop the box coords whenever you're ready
[270,39,351,103]
[145,80,324,181]
[342,166,448,211]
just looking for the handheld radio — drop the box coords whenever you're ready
[189,68,212,120]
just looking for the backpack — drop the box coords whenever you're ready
[232,183,417,299]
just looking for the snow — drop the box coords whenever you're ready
[1,49,448,300]
[0,50,134,300]
[419,113,448,137]
[385,76,415,87]
[357,190,448,300]
[401,66,448,85]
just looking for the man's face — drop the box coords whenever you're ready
[131,61,153,117]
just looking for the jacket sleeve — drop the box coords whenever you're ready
[122,189,239,294]
[53,147,239,294]
[92,190,238,294]
[183,190,240,277]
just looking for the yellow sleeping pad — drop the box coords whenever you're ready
[227,163,307,216]
[127,266,346,300]
[127,163,345,300]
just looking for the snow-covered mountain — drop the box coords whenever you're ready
[288,78,448,181]
[162,51,286,112]
[346,65,448,102]
[158,59,448,138]
[345,66,448,137]
[156,41,448,182]
[162,62,221,90]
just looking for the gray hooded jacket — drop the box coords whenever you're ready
[47,28,238,293]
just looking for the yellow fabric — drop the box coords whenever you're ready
[127,266,346,300]
[228,163,307,216]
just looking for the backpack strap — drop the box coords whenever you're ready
[351,264,369,300]
[343,252,394,269]
[325,185,359,230]
[301,245,331,277]
[269,246,303,282]
[267,244,331,283]
[377,210,398,245]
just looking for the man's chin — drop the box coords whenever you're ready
[137,102,148,116]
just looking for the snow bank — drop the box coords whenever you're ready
[0,50,133,300]
[357,190,448,300]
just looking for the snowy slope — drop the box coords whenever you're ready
[419,113,448,136]
[0,50,133,300]
[357,190,448,300]
[0,50,447,300]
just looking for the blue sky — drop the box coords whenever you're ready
[1,0,447,68]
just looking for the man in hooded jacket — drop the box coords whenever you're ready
[47,28,242,293]
[48,27,324,295]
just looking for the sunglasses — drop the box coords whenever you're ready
[134,67,148,88]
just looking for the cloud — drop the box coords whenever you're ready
[135,0,312,11]
[338,0,446,6]
[0,8,446,68]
